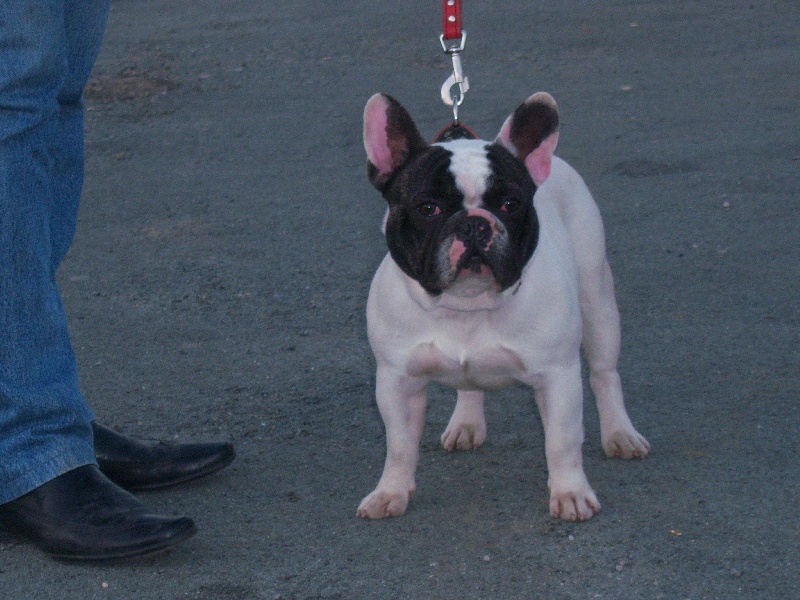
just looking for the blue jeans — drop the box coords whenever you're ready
[0,0,110,503]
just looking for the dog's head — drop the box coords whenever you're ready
[364,93,559,297]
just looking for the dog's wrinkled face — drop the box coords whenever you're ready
[382,140,537,296]
[364,93,559,297]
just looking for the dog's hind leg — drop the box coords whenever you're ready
[553,161,649,460]
[441,390,487,451]
[579,258,649,459]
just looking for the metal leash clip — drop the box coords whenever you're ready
[440,31,469,122]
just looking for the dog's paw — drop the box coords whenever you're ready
[549,474,601,521]
[441,421,486,451]
[356,485,414,520]
[602,428,650,459]
[441,391,487,451]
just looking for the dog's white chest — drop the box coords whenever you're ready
[405,336,525,390]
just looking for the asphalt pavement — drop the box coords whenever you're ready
[1,1,798,598]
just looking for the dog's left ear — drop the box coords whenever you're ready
[363,94,428,191]
[496,92,559,185]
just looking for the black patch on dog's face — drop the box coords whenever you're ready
[381,141,539,295]
[381,146,463,293]
[481,143,539,288]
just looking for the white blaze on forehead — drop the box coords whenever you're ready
[437,139,491,209]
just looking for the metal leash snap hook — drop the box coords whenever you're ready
[441,73,467,121]
[440,31,469,121]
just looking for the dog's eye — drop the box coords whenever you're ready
[500,198,522,213]
[416,202,442,217]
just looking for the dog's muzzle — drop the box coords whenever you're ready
[439,209,507,281]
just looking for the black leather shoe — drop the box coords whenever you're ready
[93,422,236,491]
[0,465,196,561]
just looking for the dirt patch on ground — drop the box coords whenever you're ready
[84,67,179,103]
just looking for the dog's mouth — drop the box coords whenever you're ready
[456,254,493,278]
[435,247,502,298]
[433,212,509,296]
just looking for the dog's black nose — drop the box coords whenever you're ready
[456,216,492,246]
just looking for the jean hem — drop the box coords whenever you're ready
[0,447,97,505]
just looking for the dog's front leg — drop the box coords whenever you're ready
[357,366,427,519]
[534,362,601,521]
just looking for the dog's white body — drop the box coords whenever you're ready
[358,94,649,521]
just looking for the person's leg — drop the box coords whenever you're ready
[50,0,110,269]
[0,0,101,505]
[55,1,237,492]
[1,0,235,508]
[0,3,201,561]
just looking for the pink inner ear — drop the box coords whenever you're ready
[524,131,559,185]
[364,96,393,176]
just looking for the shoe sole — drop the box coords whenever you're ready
[49,520,198,563]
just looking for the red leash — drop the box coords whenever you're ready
[435,0,476,142]
[442,0,463,41]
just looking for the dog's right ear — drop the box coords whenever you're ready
[363,94,427,191]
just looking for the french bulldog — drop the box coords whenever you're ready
[357,92,649,522]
